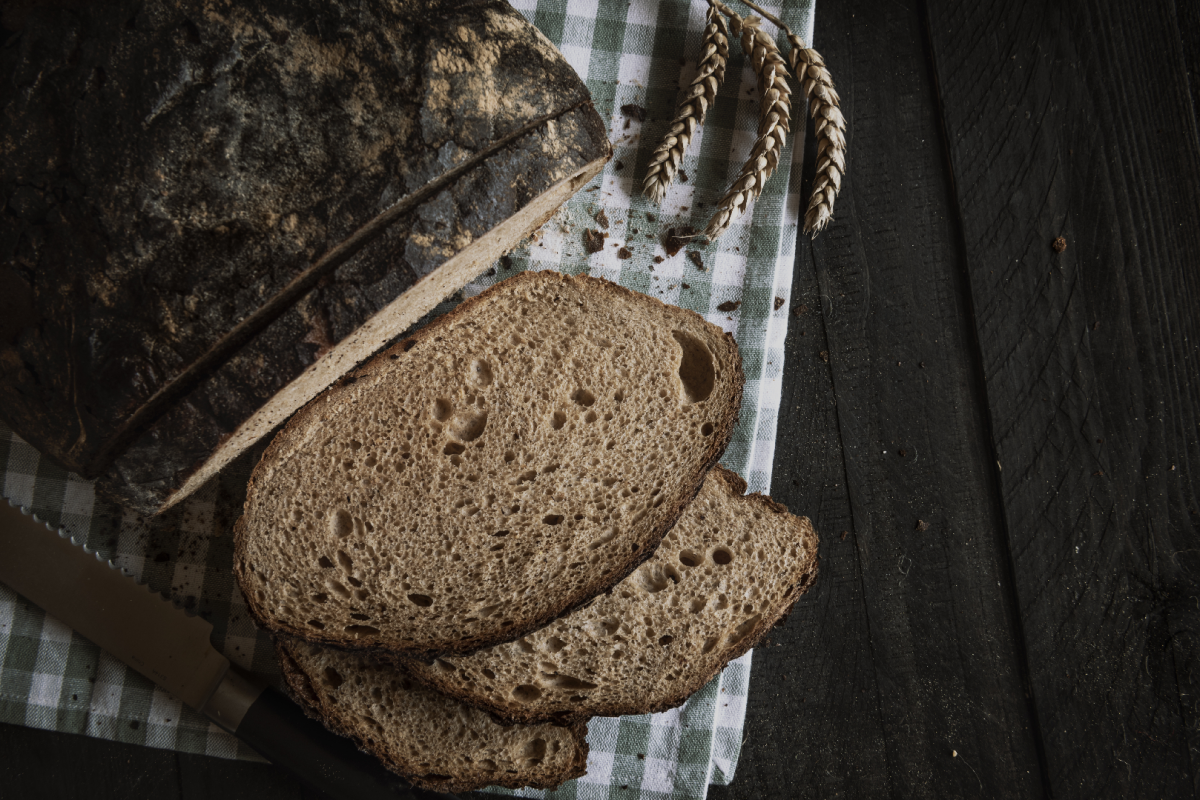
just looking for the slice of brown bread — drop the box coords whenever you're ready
[235,270,744,658]
[399,465,818,725]
[276,639,588,793]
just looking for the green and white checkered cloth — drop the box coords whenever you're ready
[0,1,813,796]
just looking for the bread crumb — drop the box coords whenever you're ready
[687,251,705,271]
[665,226,698,257]
[621,104,647,122]
[818,350,829,363]
[792,303,808,316]
[595,209,610,229]
[717,300,741,312]
[1052,236,1067,253]
[774,297,785,311]
[617,247,632,259]
[915,519,929,531]
[584,229,607,254]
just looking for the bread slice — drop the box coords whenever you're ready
[399,466,818,725]
[235,271,744,658]
[276,639,588,793]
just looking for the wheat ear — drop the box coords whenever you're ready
[737,0,845,234]
[643,5,730,204]
[702,14,792,240]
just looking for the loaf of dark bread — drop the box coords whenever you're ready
[0,0,609,515]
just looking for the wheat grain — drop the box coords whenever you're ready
[643,5,730,204]
[703,15,792,240]
[737,0,846,235]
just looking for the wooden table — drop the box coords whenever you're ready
[3,0,1197,796]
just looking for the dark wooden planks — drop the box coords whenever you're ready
[924,0,1200,796]
[716,0,1043,796]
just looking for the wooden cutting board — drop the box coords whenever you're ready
[0,0,609,515]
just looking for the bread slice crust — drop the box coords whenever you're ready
[235,271,744,659]
[276,639,588,793]
[398,466,818,725]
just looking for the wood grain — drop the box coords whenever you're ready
[716,0,1043,796]
[924,0,1200,795]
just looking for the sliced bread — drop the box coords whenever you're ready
[400,465,818,725]
[235,270,744,658]
[277,639,588,793]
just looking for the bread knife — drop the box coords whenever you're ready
[0,497,459,800]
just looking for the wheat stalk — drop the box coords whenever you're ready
[737,0,846,234]
[702,13,792,240]
[643,5,730,204]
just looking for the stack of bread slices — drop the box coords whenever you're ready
[235,270,819,792]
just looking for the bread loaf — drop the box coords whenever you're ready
[400,465,818,724]
[277,639,588,792]
[235,271,744,658]
[0,0,608,516]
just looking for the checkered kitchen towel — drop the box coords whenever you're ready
[0,0,814,797]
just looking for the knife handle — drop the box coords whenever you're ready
[235,685,460,800]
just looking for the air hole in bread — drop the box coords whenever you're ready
[327,580,350,599]
[571,389,596,407]
[432,398,452,421]
[350,613,370,621]
[701,422,714,436]
[481,668,497,681]
[345,625,380,636]
[331,510,353,539]
[584,411,597,423]
[470,359,493,386]
[503,450,516,463]
[672,330,716,404]
[679,550,702,567]
[311,592,328,604]
[545,636,567,653]
[517,638,535,654]
[712,547,734,565]
[449,409,488,442]
[347,575,363,588]
[727,614,762,646]
[543,514,565,526]
[322,666,344,689]
[637,564,681,593]
[701,636,719,654]
[402,339,417,352]
[690,597,707,613]
[544,674,598,691]
[407,593,434,607]
[479,759,498,771]
[522,738,547,765]
[715,594,729,610]
[492,530,509,537]
[443,442,466,456]
[307,619,325,629]
[551,411,566,430]
[318,556,334,569]
[512,685,542,703]
[434,659,456,673]
[614,389,625,402]
[336,550,354,572]
[659,635,674,647]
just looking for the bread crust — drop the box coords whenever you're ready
[394,465,819,726]
[234,271,745,659]
[275,638,589,793]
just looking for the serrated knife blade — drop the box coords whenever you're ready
[0,499,228,711]
[0,497,452,800]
